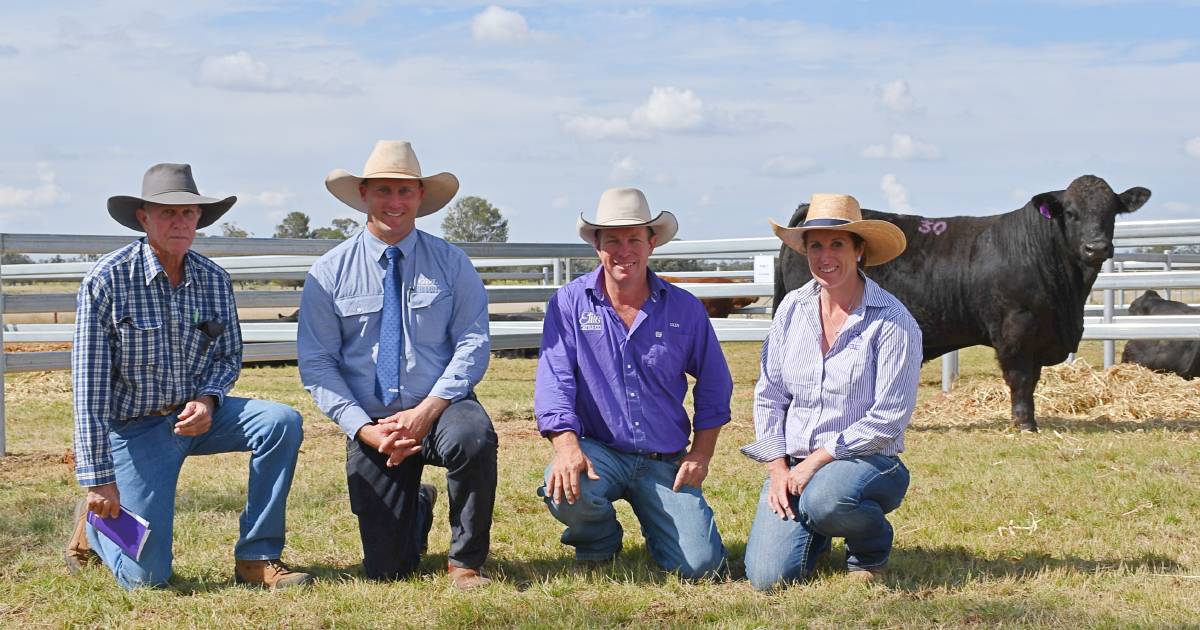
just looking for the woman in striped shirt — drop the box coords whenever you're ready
[741,193,923,590]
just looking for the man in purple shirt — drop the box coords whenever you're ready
[534,187,733,578]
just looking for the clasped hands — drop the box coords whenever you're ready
[358,398,449,467]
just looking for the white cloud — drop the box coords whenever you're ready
[609,155,639,181]
[562,115,640,141]
[881,174,912,212]
[862,133,942,160]
[198,51,287,92]
[878,79,923,115]
[552,195,571,210]
[1186,136,1200,158]
[0,162,69,208]
[471,6,541,44]
[697,193,712,206]
[1163,201,1197,214]
[631,87,705,132]
[564,86,705,141]
[759,155,821,178]
[196,51,353,95]
[249,191,291,206]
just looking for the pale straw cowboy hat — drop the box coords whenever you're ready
[107,163,236,232]
[577,187,679,246]
[325,140,459,217]
[771,193,907,266]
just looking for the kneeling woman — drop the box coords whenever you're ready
[742,193,922,589]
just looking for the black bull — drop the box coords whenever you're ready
[1120,290,1200,379]
[774,175,1150,432]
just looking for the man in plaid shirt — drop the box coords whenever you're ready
[66,163,311,590]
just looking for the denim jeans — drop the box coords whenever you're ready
[85,397,304,589]
[539,437,726,579]
[744,454,909,591]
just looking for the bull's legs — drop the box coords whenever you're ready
[998,356,1041,432]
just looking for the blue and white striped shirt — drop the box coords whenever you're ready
[72,240,243,486]
[741,274,922,462]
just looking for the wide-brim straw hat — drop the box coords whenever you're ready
[325,140,459,217]
[577,187,679,246]
[107,163,236,232]
[771,193,906,266]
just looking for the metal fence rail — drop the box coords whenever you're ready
[5,219,1200,456]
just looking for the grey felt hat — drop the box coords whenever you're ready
[107,163,237,231]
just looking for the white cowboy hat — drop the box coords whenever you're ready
[771,193,906,266]
[577,187,679,246]
[107,163,236,232]
[325,140,459,216]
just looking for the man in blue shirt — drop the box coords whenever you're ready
[298,141,496,589]
[67,163,310,590]
[534,187,733,578]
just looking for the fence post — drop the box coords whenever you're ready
[565,258,573,283]
[552,258,562,285]
[1103,258,1115,368]
[1165,252,1173,301]
[1,233,7,457]
[941,350,958,393]
[541,266,549,285]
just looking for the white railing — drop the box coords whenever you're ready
[5,220,1200,454]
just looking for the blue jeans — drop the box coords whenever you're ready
[85,397,304,589]
[539,438,726,579]
[744,454,909,591]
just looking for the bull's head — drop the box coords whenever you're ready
[1032,175,1150,268]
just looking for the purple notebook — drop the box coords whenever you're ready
[87,507,151,561]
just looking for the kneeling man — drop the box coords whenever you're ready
[67,163,310,590]
[534,188,733,578]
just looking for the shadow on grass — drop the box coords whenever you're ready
[885,543,1182,589]
[910,415,1200,434]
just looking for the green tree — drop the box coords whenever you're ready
[311,217,361,240]
[2,252,33,264]
[220,222,251,238]
[441,196,509,243]
[274,212,311,239]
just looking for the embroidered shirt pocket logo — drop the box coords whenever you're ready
[579,312,602,332]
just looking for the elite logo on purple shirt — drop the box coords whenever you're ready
[579,311,602,332]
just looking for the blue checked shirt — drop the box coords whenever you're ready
[72,240,243,487]
[741,274,922,462]
[297,228,490,439]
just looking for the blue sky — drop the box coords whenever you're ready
[1,1,1198,242]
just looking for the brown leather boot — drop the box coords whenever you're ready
[234,559,313,589]
[847,566,887,582]
[447,564,491,590]
[64,498,98,574]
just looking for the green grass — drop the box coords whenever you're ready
[2,342,1199,628]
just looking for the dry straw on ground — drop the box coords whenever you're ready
[915,360,1200,426]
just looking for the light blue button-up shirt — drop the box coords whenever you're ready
[297,228,490,438]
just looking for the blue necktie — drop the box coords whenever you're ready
[376,245,403,406]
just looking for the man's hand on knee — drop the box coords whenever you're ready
[174,396,215,436]
[548,432,599,505]
[672,452,710,492]
[86,483,121,519]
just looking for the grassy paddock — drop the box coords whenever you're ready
[2,342,1198,628]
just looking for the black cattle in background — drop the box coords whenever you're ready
[775,175,1150,431]
[1120,290,1200,379]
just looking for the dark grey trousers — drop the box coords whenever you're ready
[345,396,498,580]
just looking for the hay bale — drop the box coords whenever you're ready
[915,360,1200,425]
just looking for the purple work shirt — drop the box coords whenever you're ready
[534,266,733,455]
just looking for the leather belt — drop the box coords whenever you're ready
[644,450,685,461]
[146,404,181,417]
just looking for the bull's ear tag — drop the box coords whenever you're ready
[1038,204,1053,219]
